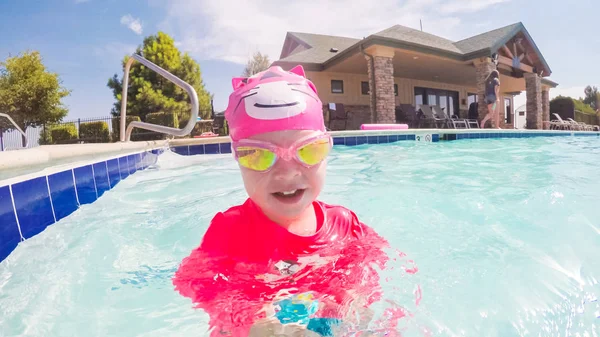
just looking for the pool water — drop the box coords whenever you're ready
[1,136,599,336]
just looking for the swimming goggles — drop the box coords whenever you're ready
[232,133,332,172]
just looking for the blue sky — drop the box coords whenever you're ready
[1,0,598,120]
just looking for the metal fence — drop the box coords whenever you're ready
[574,110,600,127]
[1,111,223,151]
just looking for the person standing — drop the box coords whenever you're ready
[480,70,501,129]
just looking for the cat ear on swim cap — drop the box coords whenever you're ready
[288,65,305,78]
[287,65,317,94]
[231,77,246,90]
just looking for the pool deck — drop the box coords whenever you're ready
[0,140,168,183]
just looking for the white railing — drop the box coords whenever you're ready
[119,54,199,142]
[0,113,28,150]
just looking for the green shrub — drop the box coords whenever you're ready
[552,95,596,115]
[146,111,179,128]
[573,99,596,115]
[111,116,142,141]
[178,113,191,130]
[49,123,78,144]
[222,119,229,136]
[38,127,52,145]
[137,112,179,140]
[79,121,110,143]
[178,113,193,137]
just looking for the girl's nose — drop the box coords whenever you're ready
[271,156,302,180]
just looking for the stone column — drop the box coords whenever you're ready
[365,46,395,124]
[541,87,550,130]
[525,73,542,129]
[474,57,498,127]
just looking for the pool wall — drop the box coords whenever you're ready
[0,141,166,263]
[1,129,598,263]
[166,128,600,155]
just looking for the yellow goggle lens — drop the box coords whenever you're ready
[297,139,331,165]
[236,147,276,171]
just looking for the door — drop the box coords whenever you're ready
[504,97,512,125]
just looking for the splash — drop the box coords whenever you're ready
[172,229,425,336]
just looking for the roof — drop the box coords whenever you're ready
[454,23,522,55]
[274,22,552,76]
[373,25,463,55]
[278,32,359,64]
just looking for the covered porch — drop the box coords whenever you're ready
[308,27,556,130]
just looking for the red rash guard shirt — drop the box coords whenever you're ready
[172,198,390,336]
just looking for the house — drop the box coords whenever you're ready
[271,22,558,130]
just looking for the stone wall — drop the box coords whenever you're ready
[525,73,542,129]
[366,55,395,124]
[541,88,550,130]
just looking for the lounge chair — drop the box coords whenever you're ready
[327,103,348,131]
[466,102,480,128]
[397,104,419,128]
[431,105,468,129]
[419,105,447,128]
[567,118,593,131]
[550,113,572,130]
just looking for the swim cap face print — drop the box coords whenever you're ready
[224,65,326,141]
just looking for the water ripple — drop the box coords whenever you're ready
[0,137,599,336]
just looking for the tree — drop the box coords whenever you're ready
[107,31,213,123]
[583,85,600,111]
[0,51,70,146]
[242,51,271,77]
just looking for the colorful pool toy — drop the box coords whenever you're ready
[274,292,319,325]
[360,124,409,130]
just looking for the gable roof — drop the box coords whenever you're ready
[278,32,359,64]
[373,25,463,55]
[454,23,522,55]
[274,22,551,76]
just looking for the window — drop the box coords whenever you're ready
[467,92,478,106]
[414,87,425,110]
[394,84,398,96]
[414,87,460,117]
[331,80,343,94]
[361,81,370,95]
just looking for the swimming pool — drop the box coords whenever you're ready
[1,131,599,336]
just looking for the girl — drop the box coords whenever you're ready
[173,65,393,336]
[480,70,501,129]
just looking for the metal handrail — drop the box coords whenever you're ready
[0,113,28,149]
[120,53,199,142]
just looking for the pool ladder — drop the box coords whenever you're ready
[0,113,28,150]
[119,54,199,142]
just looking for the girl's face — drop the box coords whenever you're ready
[237,130,329,225]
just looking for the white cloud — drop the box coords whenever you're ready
[159,0,510,65]
[120,14,143,35]
[439,0,509,14]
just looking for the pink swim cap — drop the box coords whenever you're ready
[224,65,326,141]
